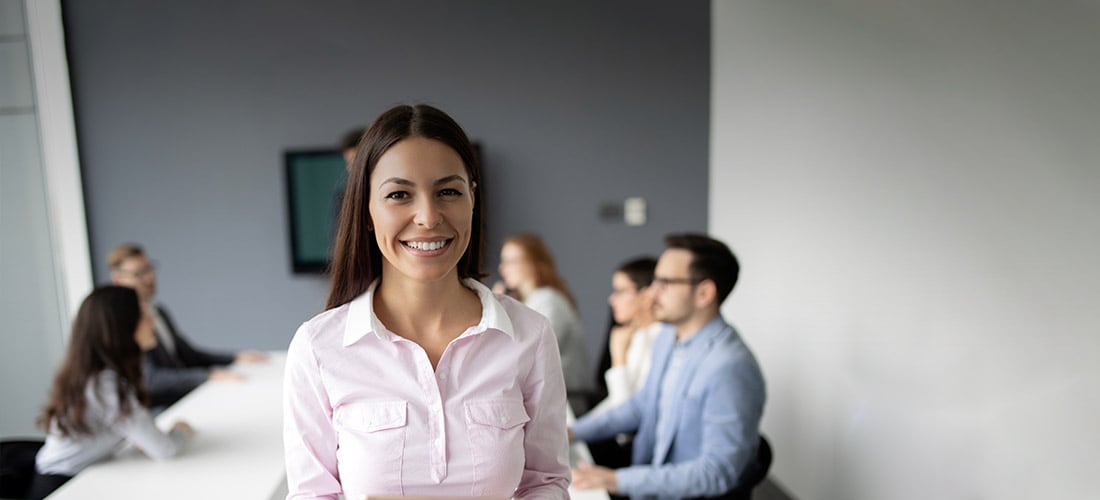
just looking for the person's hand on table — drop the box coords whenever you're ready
[171,421,195,440]
[135,421,194,456]
[571,462,619,492]
[235,350,270,363]
[208,367,245,382]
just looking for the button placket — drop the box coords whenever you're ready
[426,365,448,482]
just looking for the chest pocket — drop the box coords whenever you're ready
[464,399,530,494]
[465,399,530,429]
[335,400,407,433]
[333,400,407,496]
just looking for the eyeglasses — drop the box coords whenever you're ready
[115,263,156,280]
[609,286,640,297]
[651,276,702,287]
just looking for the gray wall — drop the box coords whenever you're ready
[64,1,710,372]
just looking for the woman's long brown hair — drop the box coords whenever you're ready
[38,286,148,436]
[503,233,578,309]
[325,104,485,309]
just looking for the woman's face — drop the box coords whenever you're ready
[498,242,535,290]
[368,136,475,285]
[608,271,646,325]
[133,312,157,351]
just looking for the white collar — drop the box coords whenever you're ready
[342,278,515,347]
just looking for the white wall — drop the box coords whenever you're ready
[1,0,60,437]
[0,0,89,438]
[711,1,1099,499]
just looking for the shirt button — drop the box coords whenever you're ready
[439,373,447,381]
[499,416,507,425]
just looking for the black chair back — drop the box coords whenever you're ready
[0,439,44,499]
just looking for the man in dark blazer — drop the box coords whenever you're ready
[108,243,269,407]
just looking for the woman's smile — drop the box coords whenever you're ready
[402,238,454,255]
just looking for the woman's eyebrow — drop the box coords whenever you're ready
[434,175,467,186]
[378,175,467,188]
[378,177,413,188]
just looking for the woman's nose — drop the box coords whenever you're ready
[414,198,443,228]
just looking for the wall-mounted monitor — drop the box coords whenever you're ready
[284,149,347,274]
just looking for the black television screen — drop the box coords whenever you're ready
[284,149,347,273]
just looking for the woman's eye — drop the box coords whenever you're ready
[440,188,463,197]
[385,191,409,200]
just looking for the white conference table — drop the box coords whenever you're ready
[47,350,608,500]
[567,408,612,500]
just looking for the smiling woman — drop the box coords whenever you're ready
[283,104,571,500]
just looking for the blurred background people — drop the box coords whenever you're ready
[331,127,366,243]
[30,286,193,499]
[570,234,767,499]
[497,233,593,414]
[590,256,660,415]
[340,127,365,167]
[108,244,268,408]
[584,257,661,471]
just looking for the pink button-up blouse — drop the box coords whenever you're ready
[283,279,571,500]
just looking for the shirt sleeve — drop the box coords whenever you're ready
[158,306,235,366]
[173,332,236,367]
[142,356,209,407]
[514,317,571,500]
[283,323,342,500]
[614,351,765,497]
[109,392,186,460]
[573,379,646,443]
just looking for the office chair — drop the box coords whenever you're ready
[0,439,44,499]
[734,434,774,499]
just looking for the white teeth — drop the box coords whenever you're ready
[406,240,447,251]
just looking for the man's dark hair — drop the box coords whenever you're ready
[339,127,366,152]
[616,256,657,289]
[664,233,740,305]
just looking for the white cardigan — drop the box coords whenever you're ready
[588,321,664,416]
[524,287,592,395]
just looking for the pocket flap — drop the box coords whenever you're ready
[464,399,530,429]
[335,400,407,432]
